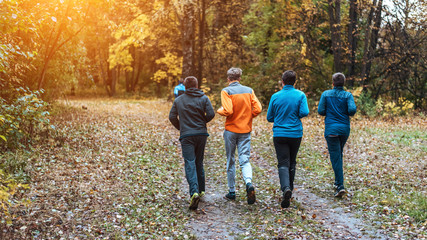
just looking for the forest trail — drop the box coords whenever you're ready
[185,144,389,240]
[4,99,424,239]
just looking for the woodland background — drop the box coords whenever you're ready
[0,0,425,107]
[0,0,426,238]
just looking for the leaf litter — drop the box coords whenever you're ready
[1,99,425,239]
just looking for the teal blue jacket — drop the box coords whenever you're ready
[318,86,357,136]
[267,85,309,138]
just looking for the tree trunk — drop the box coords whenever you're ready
[361,0,377,90]
[347,0,358,87]
[197,0,206,85]
[131,49,143,92]
[37,0,89,89]
[363,0,383,89]
[328,0,342,73]
[182,1,195,78]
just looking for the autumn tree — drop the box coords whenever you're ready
[328,0,343,73]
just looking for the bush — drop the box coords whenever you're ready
[382,97,414,116]
[355,90,378,117]
[0,169,29,225]
[0,87,52,151]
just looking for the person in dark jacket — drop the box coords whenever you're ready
[318,73,357,198]
[267,70,309,208]
[169,76,215,210]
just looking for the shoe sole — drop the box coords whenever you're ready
[335,189,346,198]
[224,196,236,200]
[281,190,292,208]
[189,195,200,210]
[247,186,256,205]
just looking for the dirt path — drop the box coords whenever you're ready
[183,151,246,239]
[251,153,389,240]
[184,142,390,239]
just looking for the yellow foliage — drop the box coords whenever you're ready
[0,169,29,224]
[109,13,151,70]
[383,97,414,116]
[351,87,364,97]
[200,78,211,93]
[153,52,182,84]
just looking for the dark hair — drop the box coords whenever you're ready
[282,70,296,85]
[184,76,198,89]
[332,73,345,86]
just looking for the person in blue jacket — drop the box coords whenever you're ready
[174,78,186,98]
[318,72,357,198]
[267,70,309,208]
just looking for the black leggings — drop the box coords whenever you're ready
[273,137,302,191]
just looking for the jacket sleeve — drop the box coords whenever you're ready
[318,92,326,116]
[168,101,180,130]
[347,93,357,116]
[205,96,215,123]
[299,94,309,118]
[266,96,275,122]
[217,90,233,116]
[173,86,178,98]
[251,90,262,118]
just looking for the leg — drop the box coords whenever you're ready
[195,135,207,194]
[273,137,291,191]
[236,132,252,185]
[288,137,302,191]
[224,130,237,192]
[180,137,199,197]
[326,136,344,188]
[338,135,349,187]
[237,132,255,204]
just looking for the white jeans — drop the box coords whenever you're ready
[223,130,253,192]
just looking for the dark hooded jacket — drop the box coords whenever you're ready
[169,88,215,139]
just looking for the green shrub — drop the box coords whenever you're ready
[0,87,52,151]
[356,91,378,117]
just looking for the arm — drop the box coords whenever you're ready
[173,86,178,98]
[205,96,215,123]
[347,93,357,116]
[217,90,233,116]
[299,94,309,118]
[317,93,326,116]
[251,90,262,118]
[168,101,180,130]
[266,96,275,122]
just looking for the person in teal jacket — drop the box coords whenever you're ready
[318,72,357,198]
[267,70,309,208]
[174,78,186,98]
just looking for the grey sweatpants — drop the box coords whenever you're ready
[224,130,253,192]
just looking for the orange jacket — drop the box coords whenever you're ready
[217,81,262,133]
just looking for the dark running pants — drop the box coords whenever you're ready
[325,135,349,189]
[273,137,302,192]
[180,135,207,197]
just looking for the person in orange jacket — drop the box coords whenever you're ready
[217,67,262,204]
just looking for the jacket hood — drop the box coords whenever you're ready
[185,88,205,97]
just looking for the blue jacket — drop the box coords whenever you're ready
[318,86,357,136]
[174,83,185,98]
[267,85,309,138]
